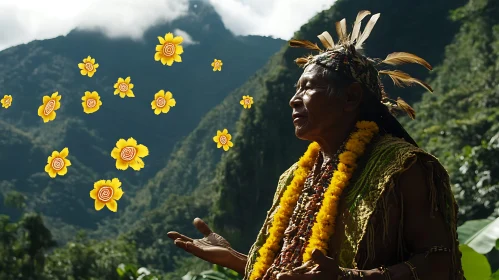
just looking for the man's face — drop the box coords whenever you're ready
[289,64,346,141]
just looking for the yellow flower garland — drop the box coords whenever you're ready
[249,121,379,279]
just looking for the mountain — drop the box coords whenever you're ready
[0,0,284,242]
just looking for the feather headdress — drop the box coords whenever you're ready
[289,11,433,119]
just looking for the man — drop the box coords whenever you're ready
[168,11,465,280]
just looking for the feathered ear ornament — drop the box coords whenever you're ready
[288,40,322,52]
[378,70,433,93]
[380,52,432,70]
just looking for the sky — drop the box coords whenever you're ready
[0,0,335,51]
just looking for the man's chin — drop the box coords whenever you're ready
[294,127,310,140]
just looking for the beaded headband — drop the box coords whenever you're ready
[289,11,433,119]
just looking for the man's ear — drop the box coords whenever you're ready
[344,83,363,112]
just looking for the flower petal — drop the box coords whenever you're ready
[80,69,88,75]
[161,57,168,65]
[213,136,219,143]
[113,188,124,200]
[78,63,85,69]
[174,55,182,62]
[154,52,161,61]
[58,167,68,176]
[106,200,118,212]
[167,99,176,106]
[116,139,127,149]
[161,106,170,113]
[126,137,138,146]
[223,145,229,151]
[90,189,98,199]
[137,144,149,157]
[166,58,174,66]
[158,36,165,44]
[116,159,128,170]
[165,91,172,99]
[172,36,183,44]
[60,147,69,158]
[165,33,173,41]
[175,45,184,54]
[118,77,124,83]
[95,200,105,211]
[125,77,131,83]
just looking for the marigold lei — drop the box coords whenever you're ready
[249,121,379,279]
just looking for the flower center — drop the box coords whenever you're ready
[214,61,220,68]
[97,186,114,202]
[84,62,94,71]
[43,99,56,116]
[51,157,65,171]
[244,98,251,105]
[5,98,11,105]
[162,43,175,57]
[219,135,228,145]
[120,146,137,161]
[86,98,97,108]
[156,97,166,108]
[118,83,129,92]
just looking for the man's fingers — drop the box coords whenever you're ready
[311,248,333,267]
[193,217,213,237]
[167,231,194,242]
[173,239,189,251]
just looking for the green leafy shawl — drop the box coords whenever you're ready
[243,135,464,279]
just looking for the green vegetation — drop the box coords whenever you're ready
[1,0,498,278]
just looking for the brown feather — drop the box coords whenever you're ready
[379,70,433,92]
[350,10,371,44]
[289,39,322,51]
[295,57,310,66]
[317,31,335,50]
[335,19,348,44]
[396,97,416,119]
[381,52,432,70]
[355,13,381,49]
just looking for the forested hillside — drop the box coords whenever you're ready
[0,1,283,242]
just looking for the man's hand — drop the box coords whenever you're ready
[167,218,247,274]
[277,249,341,280]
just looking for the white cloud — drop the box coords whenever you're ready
[0,0,189,51]
[207,0,335,39]
[173,29,199,46]
[0,0,335,51]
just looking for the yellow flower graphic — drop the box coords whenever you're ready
[78,56,99,77]
[213,129,233,151]
[240,95,254,109]
[90,178,124,212]
[154,32,183,66]
[113,77,135,98]
[37,92,62,123]
[151,90,176,115]
[44,147,72,178]
[1,95,13,108]
[111,137,149,171]
[81,91,102,114]
[211,59,223,71]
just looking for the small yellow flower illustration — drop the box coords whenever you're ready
[213,129,233,151]
[113,77,135,98]
[37,92,62,123]
[90,178,124,212]
[78,56,99,77]
[1,95,13,108]
[240,95,254,109]
[44,147,72,178]
[154,32,184,66]
[111,137,149,171]
[81,91,102,114]
[151,90,176,115]
[211,59,223,71]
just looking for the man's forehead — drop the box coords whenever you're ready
[299,66,327,83]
